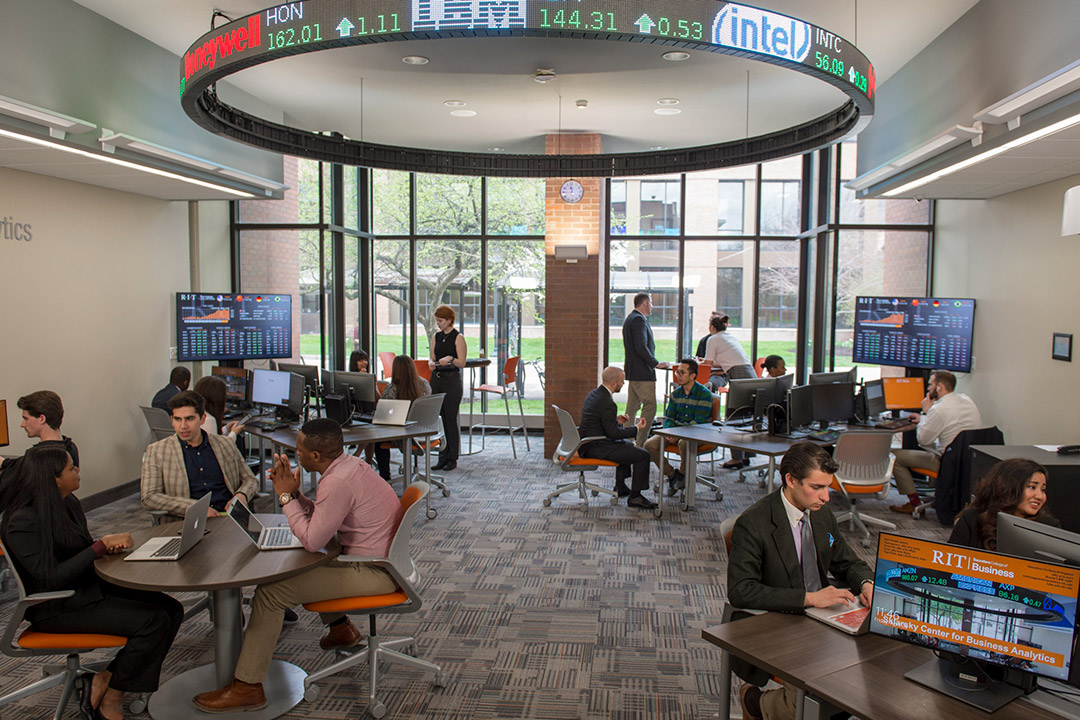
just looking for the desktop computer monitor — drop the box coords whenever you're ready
[787,384,814,431]
[250,369,294,409]
[211,366,250,401]
[862,378,886,418]
[276,362,319,392]
[726,377,777,422]
[808,367,857,385]
[0,399,8,448]
[882,376,925,411]
[333,371,378,414]
[810,382,855,426]
[999,514,1080,568]
[869,532,1080,711]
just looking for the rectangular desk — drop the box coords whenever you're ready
[703,612,1062,720]
[972,445,1080,533]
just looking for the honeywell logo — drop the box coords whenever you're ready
[183,15,262,84]
[711,4,811,63]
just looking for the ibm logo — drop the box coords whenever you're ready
[711,3,811,63]
[413,0,527,31]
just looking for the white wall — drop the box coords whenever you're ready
[0,166,222,495]
[933,174,1080,444]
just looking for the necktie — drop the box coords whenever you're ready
[800,512,822,592]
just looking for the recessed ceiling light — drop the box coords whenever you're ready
[450,110,477,117]
[657,98,680,106]
[444,100,466,107]
[662,51,691,62]
[402,56,429,65]
[575,99,588,109]
[654,108,682,116]
[651,146,667,151]
[488,147,504,152]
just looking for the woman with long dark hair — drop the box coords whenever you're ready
[949,457,1058,550]
[429,304,467,471]
[373,355,432,480]
[193,375,243,438]
[348,349,370,373]
[0,445,183,720]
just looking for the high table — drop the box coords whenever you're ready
[245,422,442,518]
[702,612,1061,720]
[95,516,339,720]
[461,357,492,456]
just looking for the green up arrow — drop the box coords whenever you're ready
[634,14,655,34]
[337,18,355,37]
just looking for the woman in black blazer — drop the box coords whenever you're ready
[949,457,1058,550]
[0,445,183,720]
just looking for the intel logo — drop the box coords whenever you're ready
[711,4,811,63]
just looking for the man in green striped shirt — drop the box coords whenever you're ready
[644,358,715,496]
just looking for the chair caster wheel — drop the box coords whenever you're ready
[737,473,747,483]
[591,489,599,497]
[609,496,619,506]
[715,491,723,502]
[542,498,552,507]
[653,507,663,519]
[426,508,437,519]
[304,684,319,702]
[370,700,387,718]
[434,671,448,688]
[758,479,766,489]
[130,695,148,713]
[442,488,450,497]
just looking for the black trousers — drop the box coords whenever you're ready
[579,439,650,492]
[430,370,463,462]
[34,581,183,693]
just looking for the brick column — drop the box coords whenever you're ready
[544,133,606,456]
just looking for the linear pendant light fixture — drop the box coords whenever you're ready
[846,124,982,192]
[0,95,96,138]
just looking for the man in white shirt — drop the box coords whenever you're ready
[704,315,754,388]
[890,370,983,514]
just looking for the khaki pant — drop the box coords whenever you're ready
[892,449,940,496]
[625,380,657,446]
[234,560,397,683]
[760,682,798,720]
[643,435,691,477]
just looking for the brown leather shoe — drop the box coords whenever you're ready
[192,679,267,713]
[740,684,763,720]
[320,619,363,650]
[890,502,915,515]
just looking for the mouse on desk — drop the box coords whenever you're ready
[1058,445,1080,455]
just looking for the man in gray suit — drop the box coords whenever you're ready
[141,390,259,519]
[621,292,670,446]
[727,442,874,720]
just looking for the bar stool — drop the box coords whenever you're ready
[471,355,530,458]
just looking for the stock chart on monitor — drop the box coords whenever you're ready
[176,293,291,362]
[852,297,975,373]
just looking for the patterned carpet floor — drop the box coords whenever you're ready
[0,434,951,719]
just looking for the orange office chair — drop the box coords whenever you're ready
[662,393,725,502]
[379,394,449,519]
[471,355,530,459]
[301,483,445,719]
[754,357,766,377]
[695,360,713,385]
[0,538,131,719]
[377,352,395,380]
[413,357,432,382]
[545,405,625,511]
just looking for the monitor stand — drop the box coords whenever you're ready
[905,657,1023,713]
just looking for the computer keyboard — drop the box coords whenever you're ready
[263,526,295,547]
[151,538,182,558]
[249,418,286,431]
[809,429,840,443]
[875,418,911,430]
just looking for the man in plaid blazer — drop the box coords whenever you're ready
[141,390,259,519]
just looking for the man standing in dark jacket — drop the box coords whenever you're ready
[621,293,670,446]
[578,367,656,509]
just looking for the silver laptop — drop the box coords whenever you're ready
[806,599,871,635]
[227,501,304,550]
[126,493,212,561]
[372,399,412,426]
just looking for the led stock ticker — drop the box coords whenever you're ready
[180,1,874,177]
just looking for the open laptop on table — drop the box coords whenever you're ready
[372,399,414,426]
[126,493,212,561]
[806,599,870,635]
[228,500,304,550]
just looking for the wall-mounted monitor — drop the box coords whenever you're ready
[852,296,975,373]
[176,292,291,362]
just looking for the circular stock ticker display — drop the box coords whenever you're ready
[180,0,875,177]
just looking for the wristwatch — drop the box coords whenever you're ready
[278,492,294,506]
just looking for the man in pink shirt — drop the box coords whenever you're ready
[194,418,404,712]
